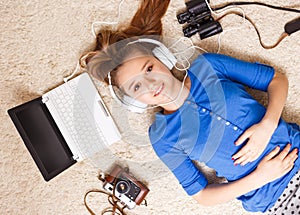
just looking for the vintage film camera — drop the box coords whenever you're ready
[102,165,149,209]
[177,0,223,39]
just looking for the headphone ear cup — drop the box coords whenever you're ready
[123,95,148,113]
[152,46,177,70]
[109,84,147,113]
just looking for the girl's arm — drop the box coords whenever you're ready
[193,144,298,206]
[232,72,289,166]
[262,72,289,129]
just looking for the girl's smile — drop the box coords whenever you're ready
[154,83,164,97]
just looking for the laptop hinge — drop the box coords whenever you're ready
[42,96,49,103]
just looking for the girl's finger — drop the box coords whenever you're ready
[283,148,298,166]
[235,131,251,146]
[234,154,251,166]
[277,144,292,160]
[232,151,244,161]
[263,145,280,161]
[240,151,259,166]
[240,159,251,166]
[232,145,250,160]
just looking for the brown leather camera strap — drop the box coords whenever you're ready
[84,189,127,215]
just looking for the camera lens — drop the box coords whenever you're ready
[116,180,130,194]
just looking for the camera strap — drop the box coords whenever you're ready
[84,189,127,215]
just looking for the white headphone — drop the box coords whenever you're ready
[127,38,177,70]
[108,38,177,113]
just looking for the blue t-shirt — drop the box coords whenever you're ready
[149,53,300,212]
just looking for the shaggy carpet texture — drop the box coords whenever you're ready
[1,0,299,214]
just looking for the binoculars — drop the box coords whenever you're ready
[177,0,223,39]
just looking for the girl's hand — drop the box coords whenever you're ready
[254,144,298,183]
[232,122,275,166]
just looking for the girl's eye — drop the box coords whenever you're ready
[146,66,153,73]
[134,83,141,92]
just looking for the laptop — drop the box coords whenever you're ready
[8,73,121,181]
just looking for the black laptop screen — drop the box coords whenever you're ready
[8,97,76,181]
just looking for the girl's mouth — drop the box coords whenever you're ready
[154,83,164,97]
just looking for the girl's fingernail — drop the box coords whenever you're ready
[231,157,235,161]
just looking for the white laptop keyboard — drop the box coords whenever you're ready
[42,73,121,161]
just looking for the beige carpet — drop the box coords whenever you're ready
[1,0,299,214]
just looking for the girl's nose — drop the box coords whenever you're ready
[143,75,157,90]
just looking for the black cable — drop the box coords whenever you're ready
[212,1,300,14]
[216,11,289,49]
[211,1,300,49]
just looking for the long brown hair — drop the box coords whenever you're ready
[82,0,171,84]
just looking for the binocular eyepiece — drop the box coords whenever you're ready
[183,16,223,39]
[177,0,211,24]
[177,0,223,39]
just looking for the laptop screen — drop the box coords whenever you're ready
[8,97,76,181]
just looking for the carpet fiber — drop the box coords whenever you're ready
[1,0,299,214]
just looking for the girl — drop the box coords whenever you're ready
[82,0,299,213]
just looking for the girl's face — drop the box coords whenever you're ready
[115,55,182,106]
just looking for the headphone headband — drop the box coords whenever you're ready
[127,38,177,70]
